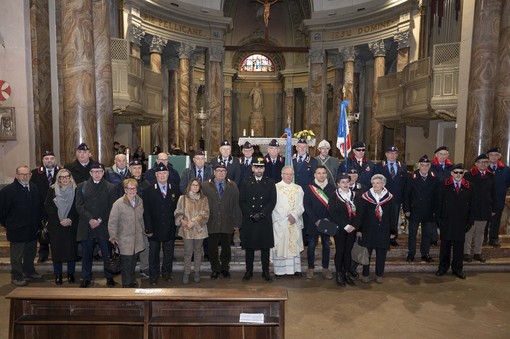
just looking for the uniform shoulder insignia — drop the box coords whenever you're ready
[412,173,418,179]
[381,161,387,167]
[430,171,436,177]
[37,166,45,174]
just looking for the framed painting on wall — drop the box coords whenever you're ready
[0,106,16,141]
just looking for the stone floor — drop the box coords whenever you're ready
[1,271,509,338]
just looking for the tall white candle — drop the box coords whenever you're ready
[243,129,246,136]
[251,129,254,137]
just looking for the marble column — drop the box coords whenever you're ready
[93,0,114,165]
[340,46,360,146]
[30,0,52,160]
[61,0,97,163]
[206,46,224,156]
[330,53,343,158]
[166,57,179,151]
[394,30,411,162]
[369,40,387,161]
[464,0,503,165]
[308,49,326,141]
[224,88,233,140]
[353,62,362,144]
[150,37,167,150]
[178,43,194,152]
[493,0,510,165]
[284,88,295,132]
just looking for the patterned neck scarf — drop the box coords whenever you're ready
[362,188,393,222]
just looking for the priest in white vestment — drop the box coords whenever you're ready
[271,166,305,276]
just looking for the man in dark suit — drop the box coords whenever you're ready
[486,147,510,247]
[201,162,242,279]
[239,141,255,186]
[0,165,43,286]
[264,139,285,183]
[463,154,497,263]
[431,146,453,182]
[303,165,336,280]
[337,141,375,188]
[75,163,118,288]
[239,157,277,282]
[30,150,61,262]
[403,155,439,263]
[144,152,180,188]
[292,138,318,188]
[436,164,474,279]
[376,146,407,246]
[65,143,94,184]
[210,140,241,186]
[104,153,130,188]
[143,164,180,286]
[179,149,213,194]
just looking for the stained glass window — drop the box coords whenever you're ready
[240,54,274,72]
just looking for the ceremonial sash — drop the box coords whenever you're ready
[335,190,356,219]
[309,184,329,208]
[362,190,393,222]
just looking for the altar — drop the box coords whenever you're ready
[238,137,316,155]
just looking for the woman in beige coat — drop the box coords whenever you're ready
[175,178,209,284]
[108,179,148,287]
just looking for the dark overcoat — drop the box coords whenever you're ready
[44,187,78,262]
[0,180,42,242]
[75,178,117,242]
[303,182,335,234]
[437,177,474,242]
[30,165,61,219]
[264,154,285,183]
[403,171,439,222]
[337,157,375,188]
[328,189,360,230]
[464,168,497,221]
[142,182,180,242]
[65,159,93,184]
[239,175,277,249]
[355,190,396,250]
[375,161,407,205]
[292,153,317,188]
[210,155,241,186]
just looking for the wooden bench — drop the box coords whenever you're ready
[7,287,287,339]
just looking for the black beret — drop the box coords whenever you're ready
[242,141,253,150]
[268,139,280,147]
[486,147,501,154]
[418,155,431,163]
[347,168,358,174]
[434,146,448,153]
[451,163,464,171]
[77,143,90,151]
[337,173,350,181]
[297,138,307,144]
[474,154,489,162]
[220,140,231,147]
[129,159,142,166]
[386,146,398,153]
[214,162,227,170]
[194,149,205,157]
[42,150,55,158]
[154,164,168,172]
[352,141,366,149]
[90,163,104,170]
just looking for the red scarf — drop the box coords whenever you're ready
[361,190,393,222]
[335,190,356,219]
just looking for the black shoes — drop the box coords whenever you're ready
[473,254,486,263]
[488,241,501,248]
[150,278,158,286]
[390,239,399,247]
[348,269,359,279]
[262,271,273,282]
[221,270,231,279]
[406,255,414,263]
[162,273,173,282]
[345,274,355,286]
[463,254,473,262]
[453,271,466,279]
[294,272,302,277]
[55,274,63,286]
[106,278,116,287]
[242,271,253,281]
[67,273,75,284]
[336,272,346,287]
[421,255,434,263]
[210,271,220,279]
[80,280,91,288]
[435,270,445,277]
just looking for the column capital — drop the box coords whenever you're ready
[128,25,145,46]
[164,56,179,71]
[394,30,410,49]
[309,49,325,64]
[149,36,167,54]
[178,43,195,59]
[339,46,358,62]
[209,46,224,62]
[369,39,388,57]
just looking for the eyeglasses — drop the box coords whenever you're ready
[452,171,464,174]
[125,187,137,191]
[157,158,168,162]
[354,149,366,152]
[59,175,71,179]
[191,184,200,187]
[17,173,31,176]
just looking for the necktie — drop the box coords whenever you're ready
[492,165,497,172]
[223,158,228,167]
[218,182,224,198]
[359,160,363,167]
[161,186,166,198]
[455,183,460,193]
[245,159,249,166]
[197,169,203,182]
[390,163,396,179]
[422,176,427,181]
[272,159,276,164]
[47,171,53,185]
[120,169,125,176]
[481,172,485,177]
[23,185,30,196]
[298,156,303,163]
[441,164,445,170]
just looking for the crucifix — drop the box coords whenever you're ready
[256,0,280,43]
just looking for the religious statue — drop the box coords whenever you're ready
[249,82,263,112]
[257,0,279,30]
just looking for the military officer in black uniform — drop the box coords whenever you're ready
[264,139,285,183]
[210,140,241,186]
[239,157,277,282]
[337,141,375,188]
[65,143,94,184]
[239,141,255,185]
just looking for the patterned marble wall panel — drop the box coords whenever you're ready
[309,63,324,141]
[61,0,98,161]
[224,88,232,141]
[464,0,503,164]
[370,56,385,161]
[493,0,510,164]
[332,68,343,157]
[178,58,190,152]
[93,0,114,165]
[31,0,53,160]
[207,60,223,157]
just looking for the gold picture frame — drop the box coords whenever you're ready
[0,106,16,141]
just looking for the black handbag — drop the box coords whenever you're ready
[105,243,122,274]
[317,219,340,236]
[351,237,369,265]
